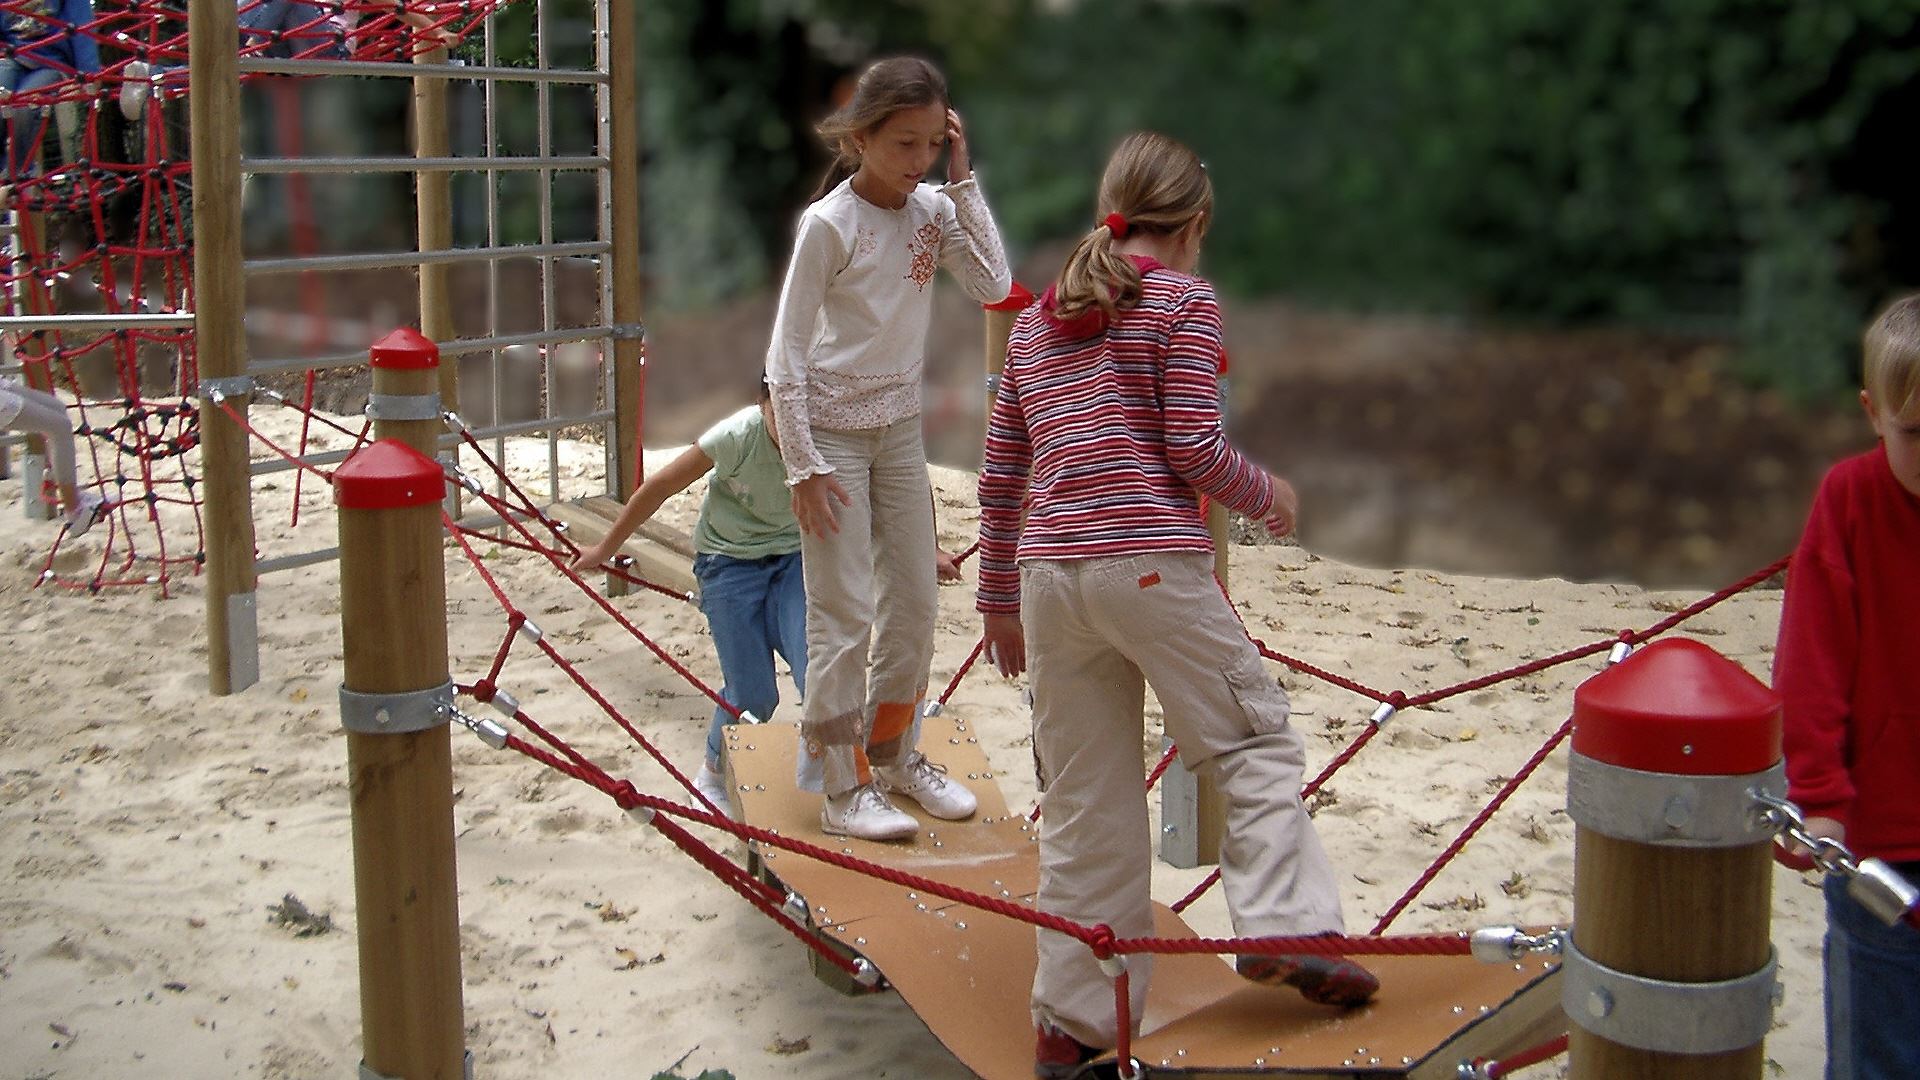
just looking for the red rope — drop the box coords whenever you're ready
[1474,1033,1569,1077]
[1370,717,1576,934]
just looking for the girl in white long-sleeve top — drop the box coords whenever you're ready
[765,55,1012,841]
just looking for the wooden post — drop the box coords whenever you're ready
[413,37,456,511]
[981,281,1034,433]
[333,436,465,1080]
[604,0,643,596]
[190,0,260,694]
[369,328,443,457]
[1566,637,1782,1079]
[14,209,57,519]
[1164,356,1236,867]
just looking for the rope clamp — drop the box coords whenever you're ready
[1607,640,1634,665]
[339,681,454,735]
[488,689,521,719]
[516,620,544,643]
[625,805,655,826]
[443,411,472,433]
[1561,936,1778,1055]
[366,391,443,422]
[1096,954,1128,980]
[447,706,510,750]
[852,958,882,988]
[782,891,810,924]
[922,701,944,718]
[1470,926,1565,965]
[1369,700,1398,726]
[197,375,255,403]
[1566,753,1785,847]
[1758,792,1920,924]
[738,709,766,726]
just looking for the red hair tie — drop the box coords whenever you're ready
[1102,212,1129,240]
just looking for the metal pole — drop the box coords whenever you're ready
[333,435,465,1080]
[603,0,643,596]
[190,0,260,694]
[1566,638,1781,1078]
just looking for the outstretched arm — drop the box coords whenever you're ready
[567,444,713,573]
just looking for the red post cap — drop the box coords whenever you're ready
[1572,637,1781,775]
[984,280,1037,312]
[369,327,440,370]
[332,439,446,510]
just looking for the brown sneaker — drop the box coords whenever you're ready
[1237,952,1380,1007]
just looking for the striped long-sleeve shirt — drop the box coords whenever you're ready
[975,257,1274,615]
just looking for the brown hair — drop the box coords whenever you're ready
[1864,293,1920,419]
[1052,132,1213,324]
[810,57,949,201]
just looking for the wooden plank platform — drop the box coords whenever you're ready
[723,713,1566,1079]
[544,495,698,597]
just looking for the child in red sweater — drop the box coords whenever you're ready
[1773,292,1920,1080]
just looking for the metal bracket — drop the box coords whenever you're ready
[1566,752,1785,848]
[360,1050,473,1080]
[198,375,255,403]
[366,392,443,421]
[610,321,646,341]
[1561,937,1778,1055]
[339,681,455,735]
[227,592,260,691]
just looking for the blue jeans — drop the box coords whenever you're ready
[239,0,348,59]
[694,551,806,769]
[0,61,63,175]
[1824,865,1920,1079]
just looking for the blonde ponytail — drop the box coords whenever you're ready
[1051,132,1213,324]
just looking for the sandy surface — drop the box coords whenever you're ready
[0,405,1825,1079]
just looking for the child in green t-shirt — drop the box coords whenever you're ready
[572,383,804,815]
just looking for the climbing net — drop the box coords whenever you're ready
[0,0,507,591]
[204,388,1839,1077]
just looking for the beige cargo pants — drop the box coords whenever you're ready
[1024,551,1348,1048]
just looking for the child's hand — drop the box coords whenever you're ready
[945,109,972,183]
[935,547,964,584]
[1263,476,1300,538]
[567,543,614,576]
[982,613,1025,679]
[791,473,852,537]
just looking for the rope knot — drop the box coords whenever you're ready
[610,780,642,811]
[470,679,496,703]
[1387,689,1408,708]
[1087,924,1117,960]
[506,611,527,633]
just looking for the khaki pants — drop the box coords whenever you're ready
[1024,552,1347,1048]
[795,418,937,796]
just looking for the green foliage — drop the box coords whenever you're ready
[627,0,1920,396]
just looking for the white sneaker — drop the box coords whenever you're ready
[874,752,977,821]
[65,491,116,539]
[821,784,918,842]
[120,61,150,122]
[693,762,735,820]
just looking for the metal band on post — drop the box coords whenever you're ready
[365,392,444,422]
[1562,941,1779,1055]
[339,682,456,734]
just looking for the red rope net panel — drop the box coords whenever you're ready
[0,1,515,590]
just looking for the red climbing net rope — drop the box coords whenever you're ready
[1,0,508,592]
